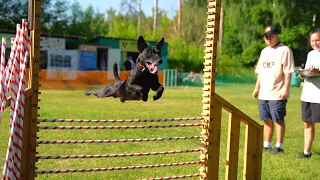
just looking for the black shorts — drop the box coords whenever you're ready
[301,101,320,123]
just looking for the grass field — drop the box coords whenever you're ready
[0,83,319,180]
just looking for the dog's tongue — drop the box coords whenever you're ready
[147,64,158,74]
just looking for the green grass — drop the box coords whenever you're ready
[0,84,318,179]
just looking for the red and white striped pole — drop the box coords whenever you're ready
[0,29,19,118]
[0,37,6,121]
[2,20,29,180]
[7,24,22,180]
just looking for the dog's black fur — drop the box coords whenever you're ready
[85,36,165,103]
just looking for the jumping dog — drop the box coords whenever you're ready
[85,36,165,103]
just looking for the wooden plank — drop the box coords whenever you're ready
[201,0,221,179]
[255,125,263,179]
[206,101,222,180]
[243,125,263,180]
[20,97,32,179]
[24,0,42,179]
[28,0,33,29]
[225,113,241,180]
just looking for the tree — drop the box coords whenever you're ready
[47,0,70,35]
[0,0,28,30]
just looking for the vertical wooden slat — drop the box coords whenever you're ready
[29,0,41,178]
[20,97,32,179]
[207,101,222,179]
[255,125,263,179]
[243,125,263,180]
[28,0,33,30]
[225,113,241,180]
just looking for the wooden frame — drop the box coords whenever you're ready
[200,0,263,180]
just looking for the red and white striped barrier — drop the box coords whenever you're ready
[1,19,29,180]
[37,136,202,145]
[37,117,203,123]
[35,161,203,174]
[0,37,6,120]
[143,174,201,180]
[36,149,201,160]
[38,124,202,130]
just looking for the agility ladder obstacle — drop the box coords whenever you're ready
[0,0,263,179]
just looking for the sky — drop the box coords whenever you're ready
[72,0,178,19]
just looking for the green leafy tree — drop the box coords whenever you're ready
[166,0,208,72]
[106,9,138,39]
[0,0,28,30]
[47,0,69,35]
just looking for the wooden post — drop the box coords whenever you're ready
[177,0,182,35]
[137,0,141,36]
[218,6,224,53]
[20,0,41,179]
[153,0,158,34]
[200,0,222,179]
[243,125,263,180]
[225,113,240,180]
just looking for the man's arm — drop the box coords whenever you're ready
[281,73,292,100]
[253,75,260,99]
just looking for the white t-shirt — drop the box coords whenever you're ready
[255,43,295,100]
[301,50,320,103]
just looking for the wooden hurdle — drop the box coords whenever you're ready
[200,1,263,180]
[3,0,263,179]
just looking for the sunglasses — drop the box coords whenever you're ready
[264,35,274,39]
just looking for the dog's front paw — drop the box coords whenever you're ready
[85,91,91,96]
[153,86,164,101]
[153,95,161,101]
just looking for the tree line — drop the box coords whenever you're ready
[0,0,319,75]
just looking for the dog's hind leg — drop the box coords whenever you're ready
[85,84,117,98]
[126,84,144,97]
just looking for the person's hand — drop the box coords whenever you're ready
[252,89,259,99]
[279,89,289,100]
[298,74,307,79]
[307,68,320,74]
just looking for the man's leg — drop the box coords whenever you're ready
[263,119,274,149]
[259,100,273,149]
[275,121,285,147]
[304,121,315,153]
[270,100,286,154]
[264,120,274,145]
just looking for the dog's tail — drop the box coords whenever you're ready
[113,63,121,82]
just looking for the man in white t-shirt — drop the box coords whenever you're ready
[253,25,295,155]
[297,29,320,158]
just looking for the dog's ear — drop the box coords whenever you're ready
[156,37,164,50]
[137,36,149,52]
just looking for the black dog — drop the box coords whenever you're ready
[85,36,165,103]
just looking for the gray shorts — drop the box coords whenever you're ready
[259,100,287,121]
[301,101,320,123]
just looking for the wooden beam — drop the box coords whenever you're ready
[20,0,42,179]
[243,125,263,180]
[225,113,241,180]
[200,0,222,179]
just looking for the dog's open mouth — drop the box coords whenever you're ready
[145,62,158,74]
